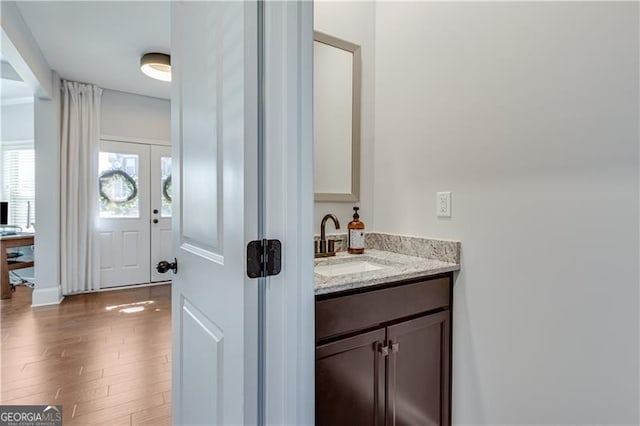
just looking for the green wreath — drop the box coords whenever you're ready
[163,174,172,202]
[99,169,138,204]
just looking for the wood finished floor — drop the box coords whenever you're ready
[1,284,171,425]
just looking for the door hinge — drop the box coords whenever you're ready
[247,239,282,278]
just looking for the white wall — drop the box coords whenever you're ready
[314,1,375,232]
[101,89,170,142]
[33,72,61,306]
[1,102,33,141]
[373,2,638,424]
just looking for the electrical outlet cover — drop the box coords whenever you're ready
[437,192,451,217]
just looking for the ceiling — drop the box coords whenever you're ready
[17,1,171,100]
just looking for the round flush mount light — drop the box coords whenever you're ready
[140,53,171,82]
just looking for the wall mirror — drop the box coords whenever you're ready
[314,31,362,202]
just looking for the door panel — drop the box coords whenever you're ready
[179,3,222,253]
[98,141,150,287]
[316,329,386,426]
[181,298,224,425]
[387,312,451,426]
[99,232,113,269]
[121,231,140,267]
[171,1,257,424]
[151,145,173,282]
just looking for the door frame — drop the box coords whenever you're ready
[261,1,314,424]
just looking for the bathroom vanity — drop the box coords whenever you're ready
[314,233,460,426]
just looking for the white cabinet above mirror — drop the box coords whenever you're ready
[314,32,361,202]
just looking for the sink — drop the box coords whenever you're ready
[315,260,385,277]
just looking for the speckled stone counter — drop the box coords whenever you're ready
[314,233,461,295]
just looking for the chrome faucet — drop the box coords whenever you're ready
[315,214,341,258]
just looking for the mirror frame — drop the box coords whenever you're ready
[314,31,362,202]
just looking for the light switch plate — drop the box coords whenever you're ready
[437,192,451,217]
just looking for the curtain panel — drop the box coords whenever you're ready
[60,80,102,294]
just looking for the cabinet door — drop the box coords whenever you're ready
[387,311,451,426]
[316,328,386,426]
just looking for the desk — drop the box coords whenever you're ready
[1,233,34,299]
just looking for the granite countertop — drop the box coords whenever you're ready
[314,232,461,296]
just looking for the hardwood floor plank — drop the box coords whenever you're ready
[131,403,171,425]
[109,378,170,397]
[0,389,59,405]
[0,365,104,392]
[83,414,132,426]
[56,384,110,404]
[94,354,168,377]
[73,390,165,418]
[0,381,61,402]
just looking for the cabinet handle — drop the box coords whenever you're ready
[379,344,389,357]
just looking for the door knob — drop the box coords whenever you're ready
[157,258,178,274]
[153,219,159,224]
[153,209,159,214]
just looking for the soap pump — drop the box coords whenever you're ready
[347,206,365,254]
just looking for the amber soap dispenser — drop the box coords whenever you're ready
[347,206,365,254]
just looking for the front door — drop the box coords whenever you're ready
[170,2,258,424]
[98,141,173,288]
[98,140,151,287]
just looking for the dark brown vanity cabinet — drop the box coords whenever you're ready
[316,273,453,426]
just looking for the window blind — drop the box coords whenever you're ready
[1,148,35,229]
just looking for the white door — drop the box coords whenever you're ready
[170,2,258,424]
[150,145,172,282]
[98,141,151,287]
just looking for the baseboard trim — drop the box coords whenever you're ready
[31,285,63,307]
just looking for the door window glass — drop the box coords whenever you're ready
[161,157,172,217]
[99,152,140,218]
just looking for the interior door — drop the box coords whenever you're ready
[170,1,258,424]
[150,145,172,282]
[97,141,151,287]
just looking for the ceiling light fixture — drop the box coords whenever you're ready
[140,53,171,82]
